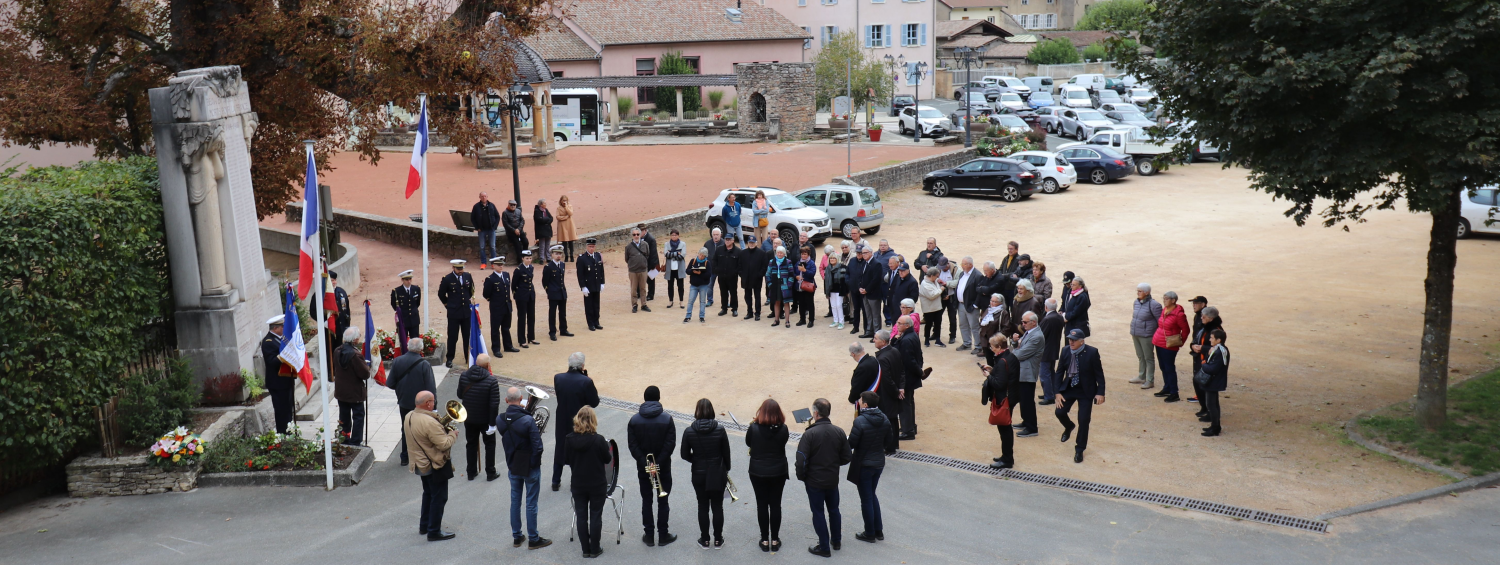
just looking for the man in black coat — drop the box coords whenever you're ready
[871,331,905,452]
[512,251,538,347]
[627,386,678,546]
[884,263,919,326]
[845,248,868,334]
[701,229,725,308]
[541,246,573,341]
[576,239,606,331]
[501,199,528,260]
[330,272,351,355]
[713,236,741,317]
[551,352,601,490]
[912,238,945,274]
[796,398,851,558]
[846,391,889,543]
[1038,299,1066,405]
[387,341,437,467]
[737,236,766,320]
[458,355,502,481]
[391,270,422,345]
[262,316,293,434]
[641,224,660,302]
[895,318,924,439]
[482,256,518,354]
[1054,329,1107,463]
[438,260,475,368]
[857,247,886,338]
[471,192,501,267]
[497,387,552,549]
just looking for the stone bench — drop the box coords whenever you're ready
[933,135,962,146]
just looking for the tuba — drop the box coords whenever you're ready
[438,399,467,432]
[645,454,668,498]
[524,385,552,433]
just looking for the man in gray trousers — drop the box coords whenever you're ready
[952,256,985,351]
[1010,311,1044,437]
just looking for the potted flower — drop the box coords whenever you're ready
[867,123,884,142]
[711,113,729,127]
[829,113,851,129]
[968,115,991,133]
[642,114,656,125]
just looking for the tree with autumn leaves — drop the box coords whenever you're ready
[0,0,553,218]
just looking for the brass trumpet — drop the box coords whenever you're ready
[725,476,740,502]
[645,454,668,498]
[438,399,467,432]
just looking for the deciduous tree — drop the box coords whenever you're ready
[812,31,894,124]
[1075,0,1151,32]
[1027,37,1080,65]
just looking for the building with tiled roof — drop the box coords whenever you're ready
[763,0,942,99]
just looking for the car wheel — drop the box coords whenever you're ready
[553,132,566,142]
[778,227,798,247]
[931,181,951,197]
[1076,128,1086,140]
[1041,178,1060,194]
[1000,185,1021,202]
[708,219,727,236]
[1089,168,1109,185]
[1457,218,1472,239]
[864,226,880,235]
[841,221,860,239]
[1137,159,1157,176]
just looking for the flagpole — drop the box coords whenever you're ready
[419,93,430,334]
[307,140,336,491]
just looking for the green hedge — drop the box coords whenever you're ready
[0,156,172,471]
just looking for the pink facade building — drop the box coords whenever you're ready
[758,0,938,99]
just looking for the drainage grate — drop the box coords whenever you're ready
[487,374,1328,534]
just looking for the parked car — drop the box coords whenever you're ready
[1125,88,1157,106]
[1055,145,1135,185]
[898,106,954,137]
[795,184,884,238]
[957,91,993,113]
[923,158,1041,201]
[1011,151,1077,194]
[1034,107,1063,133]
[1102,107,1156,129]
[1026,91,1056,108]
[1054,108,1116,140]
[889,94,915,117]
[1059,86,1094,108]
[953,81,987,100]
[1023,76,1055,96]
[981,76,1032,98]
[996,92,1028,112]
[990,113,1031,135]
[704,187,832,245]
[1066,74,1108,93]
[1091,89,1125,108]
[1176,119,1222,161]
[1059,126,1177,175]
[1458,186,1500,238]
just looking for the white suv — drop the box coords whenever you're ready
[704,188,833,246]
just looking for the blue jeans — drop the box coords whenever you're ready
[1040,360,1058,398]
[686,284,711,319]
[1157,346,1180,395]
[478,230,497,263]
[857,466,883,534]
[509,468,542,541]
[805,485,841,550]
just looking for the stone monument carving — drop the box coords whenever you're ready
[149,65,278,387]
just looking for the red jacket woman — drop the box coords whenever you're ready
[1152,302,1190,350]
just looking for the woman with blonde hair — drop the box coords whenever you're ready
[564,406,612,558]
[751,190,772,244]
[556,195,578,261]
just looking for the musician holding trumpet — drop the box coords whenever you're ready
[627,386,679,547]
[404,390,459,542]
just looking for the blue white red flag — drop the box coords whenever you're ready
[404,98,428,199]
[297,144,319,300]
[467,305,487,367]
[277,284,315,392]
[364,300,385,386]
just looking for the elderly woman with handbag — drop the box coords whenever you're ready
[981,334,1019,469]
[794,248,818,328]
[1152,291,1191,403]
[765,246,794,328]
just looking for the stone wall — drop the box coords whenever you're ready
[734,63,815,140]
[833,147,976,194]
[65,455,199,497]
[259,227,360,293]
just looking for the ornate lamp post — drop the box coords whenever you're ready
[953,45,989,148]
[487,81,533,206]
[885,54,929,143]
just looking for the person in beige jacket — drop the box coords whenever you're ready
[556,195,578,261]
[406,390,459,541]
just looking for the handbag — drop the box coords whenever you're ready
[1193,368,1210,388]
[1166,334,1184,348]
[988,398,1012,426]
[800,280,816,293]
[758,217,769,227]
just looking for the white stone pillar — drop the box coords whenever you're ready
[675,87,684,122]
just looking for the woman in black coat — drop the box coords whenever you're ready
[1062,276,1091,338]
[564,406,613,558]
[1199,329,1230,437]
[745,399,790,552]
[680,398,732,548]
[981,335,1020,469]
[533,198,555,256]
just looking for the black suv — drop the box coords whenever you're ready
[922,158,1041,202]
[889,95,915,116]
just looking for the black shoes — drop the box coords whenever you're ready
[755,314,762,321]
[809,545,832,558]
[770,539,781,552]
[698,537,711,549]
[643,533,656,547]
[1201,428,1221,437]
[1153,390,1171,397]
[560,331,575,337]
[1074,450,1084,463]
[744,313,754,320]
[1060,424,1075,443]
[833,541,841,551]
[1195,411,1209,418]
[855,531,878,543]
[761,540,771,553]
[700,317,706,323]
[731,310,738,317]
[956,344,970,351]
[795,319,806,326]
[990,460,1013,469]
[633,305,638,313]
[1162,394,1180,403]
[897,433,916,440]
[849,327,859,334]
[658,533,678,546]
[1198,416,1212,423]
[1038,399,1055,405]
[549,335,557,341]
[1017,430,1039,438]
[528,537,553,550]
[467,473,477,481]
[514,536,525,547]
[583,549,603,558]
[714,537,724,550]
[551,483,560,492]
[772,320,780,327]
[641,305,652,312]
[427,530,455,541]
[718,310,728,316]
[505,347,520,353]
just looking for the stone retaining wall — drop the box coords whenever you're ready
[259,227,360,293]
[832,147,974,194]
[64,409,247,497]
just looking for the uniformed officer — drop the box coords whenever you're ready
[262,315,294,434]
[391,270,422,345]
[576,238,605,331]
[513,250,539,348]
[482,255,520,355]
[542,245,573,341]
[438,259,475,368]
[330,272,351,358]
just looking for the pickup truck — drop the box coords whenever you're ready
[1057,127,1177,176]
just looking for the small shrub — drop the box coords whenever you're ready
[1082,43,1108,62]
[616,96,634,117]
[708,90,724,109]
[117,357,199,447]
[1024,127,1047,144]
[242,369,266,400]
[654,111,670,122]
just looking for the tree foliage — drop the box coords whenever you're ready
[1129,0,1500,428]
[1075,0,1152,31]
[812,31,894,120]
[1082,43,1108,61]
[0,0,553,219]
[0,157,172,469]
[1027,38,1081,65]
[653,51,701,114]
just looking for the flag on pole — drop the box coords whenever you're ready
[277,284,315,393]
[404,97,429,199]
[322,263,337,337]
[364,300,386,386]
[297,144,320,300]
[467,305,487,367]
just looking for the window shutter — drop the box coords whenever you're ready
[821,26,828,46]
[920,23,927,46]
[865,25,873,48]
[884,25,893,48]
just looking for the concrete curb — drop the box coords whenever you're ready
[1317,470,1500,521]
[1344,411,1468,480]
[198,445,374,488]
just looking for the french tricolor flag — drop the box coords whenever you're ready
[404,97,428,199]
[297,143,319,300]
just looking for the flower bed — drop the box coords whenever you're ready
[201,429,358,474]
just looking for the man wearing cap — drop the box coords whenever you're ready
[576,239,605,331]
[502,199,528,260]
[624,228,652,313]
[472,192,501,268]
[542,246,574,341]
[483,255,519,355]
[439,260,476,368]
[513,251,539,347]
[263,316,294,434]
[391,270,422,345]
[1054,328,1106,463]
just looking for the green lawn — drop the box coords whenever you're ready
[1359,368,1500,476]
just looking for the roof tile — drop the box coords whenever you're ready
[563,0,810,46]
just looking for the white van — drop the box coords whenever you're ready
[980,76,1031,97]
[1066,74,1108,93]
[1059,86,1094,108]
[1023,76,1055,95]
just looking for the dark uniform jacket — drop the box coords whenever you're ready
[576,252,605,292]
[511,264,536,303]
[847,354,881,405]
[795,418,851,490]
[333,287,351,335]
[1063,289,1092,336]
[897,330,924,391]
[858,259,886,297]
[886,274,919,309]
[552,370,600,431]
[482,271,513,316]
[738,246,768,286]
[873,344,906,410]
[712,244,741,276]
[1040,311,1066,364]
[845,256,867,296]
[262,332,292,391]
[627,401,676,465]
[542,259,568,301]
[390,284,422,329]
[437,271,475,321]
[1055,344,1106,399]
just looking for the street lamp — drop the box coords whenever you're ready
[492,81,533,207]
[953,45,989,148]
[886,54,928,143]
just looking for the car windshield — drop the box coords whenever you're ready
[894,96,914,103]
[1076,110,1107,121]
[1097,91,1121,100]
[966,93,987,102]
[918,108,944,118]
[858,189,879,205]
[1031,93,1053,101]
[1130,89,1153,98]
[1002,78,1023,87]
[1114,108,1145,118]
[1065,90,1089,99]
[998,115,1028,128]
[1000,93,1022,102]
[766,193,805,210]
